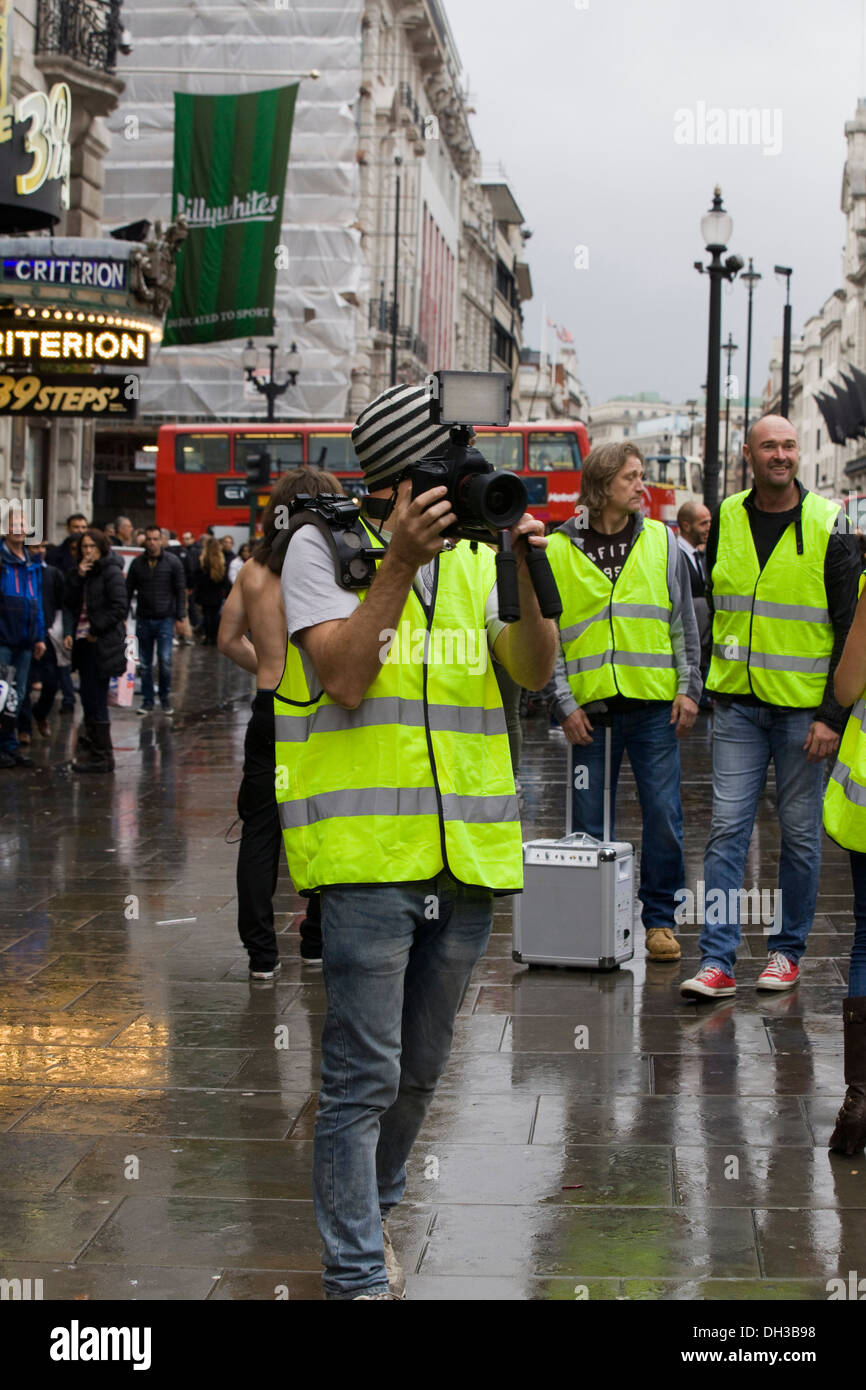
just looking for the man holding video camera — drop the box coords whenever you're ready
[275,379,557,1300]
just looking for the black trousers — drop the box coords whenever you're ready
[74,640,110,723]
[236,691,321,968]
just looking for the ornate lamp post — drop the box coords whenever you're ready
[242,339,302,423]
[694,189,744,511]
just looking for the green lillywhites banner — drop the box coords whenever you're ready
[163,84,298,346]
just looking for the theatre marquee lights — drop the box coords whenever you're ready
[0,316,149,366]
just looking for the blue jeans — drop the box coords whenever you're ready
[849,852,866,997]
[700,702,825,977]
[0,644,31,755]
[569,702,685,933]
[137,616,174,707]
[314,872,493,1298]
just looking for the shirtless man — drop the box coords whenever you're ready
[218,467,344,976]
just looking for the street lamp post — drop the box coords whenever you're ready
[390,155,402,388]
[242,339,302,539]
[243,339,302,422]
[775,265,793,419]
[740,257,761,489]
[722,332,738,499]
[694,188,744,512]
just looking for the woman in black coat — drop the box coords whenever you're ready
[63,528,129,773]
[193,538,230,645]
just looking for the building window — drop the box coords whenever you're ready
[817,427,821,451]
[819,356,823,377]
[623,427,630,437]
[493,323,513,368]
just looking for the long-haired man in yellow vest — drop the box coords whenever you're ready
[681,415,860,1000]
[544,441,702,963]
[274,384,556,1299]
[823,576,866,1153]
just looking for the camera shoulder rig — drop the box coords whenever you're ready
[271,493,384,590]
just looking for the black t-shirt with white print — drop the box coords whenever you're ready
[581,515,637,582]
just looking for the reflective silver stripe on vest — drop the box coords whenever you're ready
[748,651,830,675]
[851,698,866,726]
[711,643,829,675]
[611,602,671,623]
[278,786,519,830]
[560,602,671,644]
[714,593,830,622]
[829,758,866,809]
[560,604,610,643]
[275,699,506,742]
[565,650,675,675]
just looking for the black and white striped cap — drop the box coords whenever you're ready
[352,383,452,490]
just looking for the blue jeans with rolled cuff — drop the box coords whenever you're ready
[699,701,825,978]
[314,872,492,1299]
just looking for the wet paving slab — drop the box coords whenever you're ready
[0,658,860,1300]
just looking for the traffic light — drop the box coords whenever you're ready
[245,450,271,491]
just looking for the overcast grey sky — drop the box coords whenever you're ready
[446,0,866,407]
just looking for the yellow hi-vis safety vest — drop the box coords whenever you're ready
[273,519,522,894]
[823,571,866,850]
[546,517,678,705]
[824,698,866,850]
[707,489,839,706]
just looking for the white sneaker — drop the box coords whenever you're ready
[382,1221,406,1298]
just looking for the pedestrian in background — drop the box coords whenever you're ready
[126,525,186,716]
[218,467,340,976]
[682,415,860,1000]
[194,538,229,645]
[677,500,712,706]
[18,540,65,741]
[112,516,134,547]
[46,513,86,715]
[0,515,45,768]
[824,581,866,1153]
[220,534,236,571]
[545,441,701,963]
[47,512,87,576]
[62,528,128,774]
[228,541,251,586]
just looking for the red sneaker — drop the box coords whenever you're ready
[680,965,737,1000]
[756,951,799,991]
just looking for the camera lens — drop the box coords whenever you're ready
[461,469,526,530]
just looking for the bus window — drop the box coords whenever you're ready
[175,434,230,473]
[236,433,303,474]
[528,431,580,471]
[523,477,548,506]
[473,431,523,471]
[308,433,360,470]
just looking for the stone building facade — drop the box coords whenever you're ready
[0,0,125,541]
[351,1,532,415]
[765,100,866,501]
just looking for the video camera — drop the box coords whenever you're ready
[400,371,562,624]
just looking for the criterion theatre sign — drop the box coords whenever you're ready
[0,317,150,366]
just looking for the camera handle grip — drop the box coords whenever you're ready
[524,546,563,619]
[495,532,521,624]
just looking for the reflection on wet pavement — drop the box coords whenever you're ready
[0,651,862,1300]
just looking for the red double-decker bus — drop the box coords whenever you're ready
[155,419,702,536]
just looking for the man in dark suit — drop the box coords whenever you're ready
[677,501,712,704]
